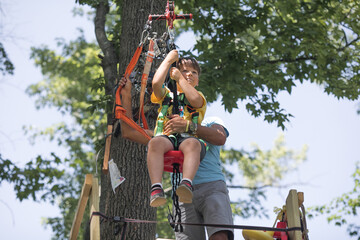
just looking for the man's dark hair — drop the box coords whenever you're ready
[177,57,201,75]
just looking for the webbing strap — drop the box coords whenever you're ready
[112,42,151,141]
[114,104,151,141]
[124,44,143,79]
[139,39,155,129]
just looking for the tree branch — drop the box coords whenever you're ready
[266,56,317,64]
[94,0,117,96]
[338,36,360,52]
[227,181,312,190]
[95,0,119,124]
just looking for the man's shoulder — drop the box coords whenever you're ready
[202,116,225,127]
[202,116,229,137]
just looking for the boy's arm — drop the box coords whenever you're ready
[120,78,153,145]
[170,68,204,108]
[152,50,179,99]
[178,76,204,108]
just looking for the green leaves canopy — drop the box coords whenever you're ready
[177,0,360,128]
[0,42,14,75]
[3,0,360,238]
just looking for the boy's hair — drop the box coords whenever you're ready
[177,57,201,75]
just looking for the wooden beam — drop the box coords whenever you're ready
[69,174,93,240]
[89,177,100,240]
[286,189,302,240]
[103,124,113,174]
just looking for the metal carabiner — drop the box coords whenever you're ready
[168,27,175,44]
[140,29,149,46]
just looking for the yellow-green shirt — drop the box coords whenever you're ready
[151,87,207,136]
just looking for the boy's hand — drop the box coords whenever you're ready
[165,50,179,64]
[163,114,187,135]
[170,67,182,82]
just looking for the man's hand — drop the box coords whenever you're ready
[163,114,187,135]
[120,77,131,95]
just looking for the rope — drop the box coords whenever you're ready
[169,163,182,232]
[90,211,303,232]
[300,204,310,240]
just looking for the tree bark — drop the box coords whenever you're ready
[95,0,165,239]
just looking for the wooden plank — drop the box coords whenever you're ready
[89,177,100,240]
[103,124,113,174]
[69,174,93,240]
[298,192,304,206]
[286,189,302,240]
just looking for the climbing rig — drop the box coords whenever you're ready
[70,1,310,239]
[100,0,193,234]
[102,0,192,175]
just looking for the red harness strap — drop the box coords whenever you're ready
[113,41,152,140]
[164,150,184,173]
[124,43,143,79]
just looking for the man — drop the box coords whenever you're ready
[119,77,234,240]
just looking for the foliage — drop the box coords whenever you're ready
[309,163,360,239]
[2,0,360,239]
[10,31,104,239]
[221,134,307,218]
[0,42,14,75]
[221,134,307,187]
[1,5,15,75]
[177,0,360,129]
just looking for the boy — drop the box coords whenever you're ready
[147,50,207,207]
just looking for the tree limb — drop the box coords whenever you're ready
[94,0,117,96]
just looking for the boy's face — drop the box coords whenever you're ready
[179,60,199,87]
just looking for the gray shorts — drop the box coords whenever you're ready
[175,180,234,240]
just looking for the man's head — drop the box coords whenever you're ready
[177,57,201,87]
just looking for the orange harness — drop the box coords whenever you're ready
[103,42,151,174]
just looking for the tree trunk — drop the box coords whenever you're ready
[95,0,165,239]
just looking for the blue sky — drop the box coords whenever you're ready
[1,0,359,239]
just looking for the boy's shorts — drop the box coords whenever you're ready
[159,134,206,161]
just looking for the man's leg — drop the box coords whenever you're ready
[175,202,206,239]
[198,181,234,240]
[209,230,229,240]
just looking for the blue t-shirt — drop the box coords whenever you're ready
[193,117,229,185]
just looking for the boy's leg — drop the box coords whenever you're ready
[176,137,206,203]
[147,136,174,207]
[178,137,204,180]
[147,136,174,184]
